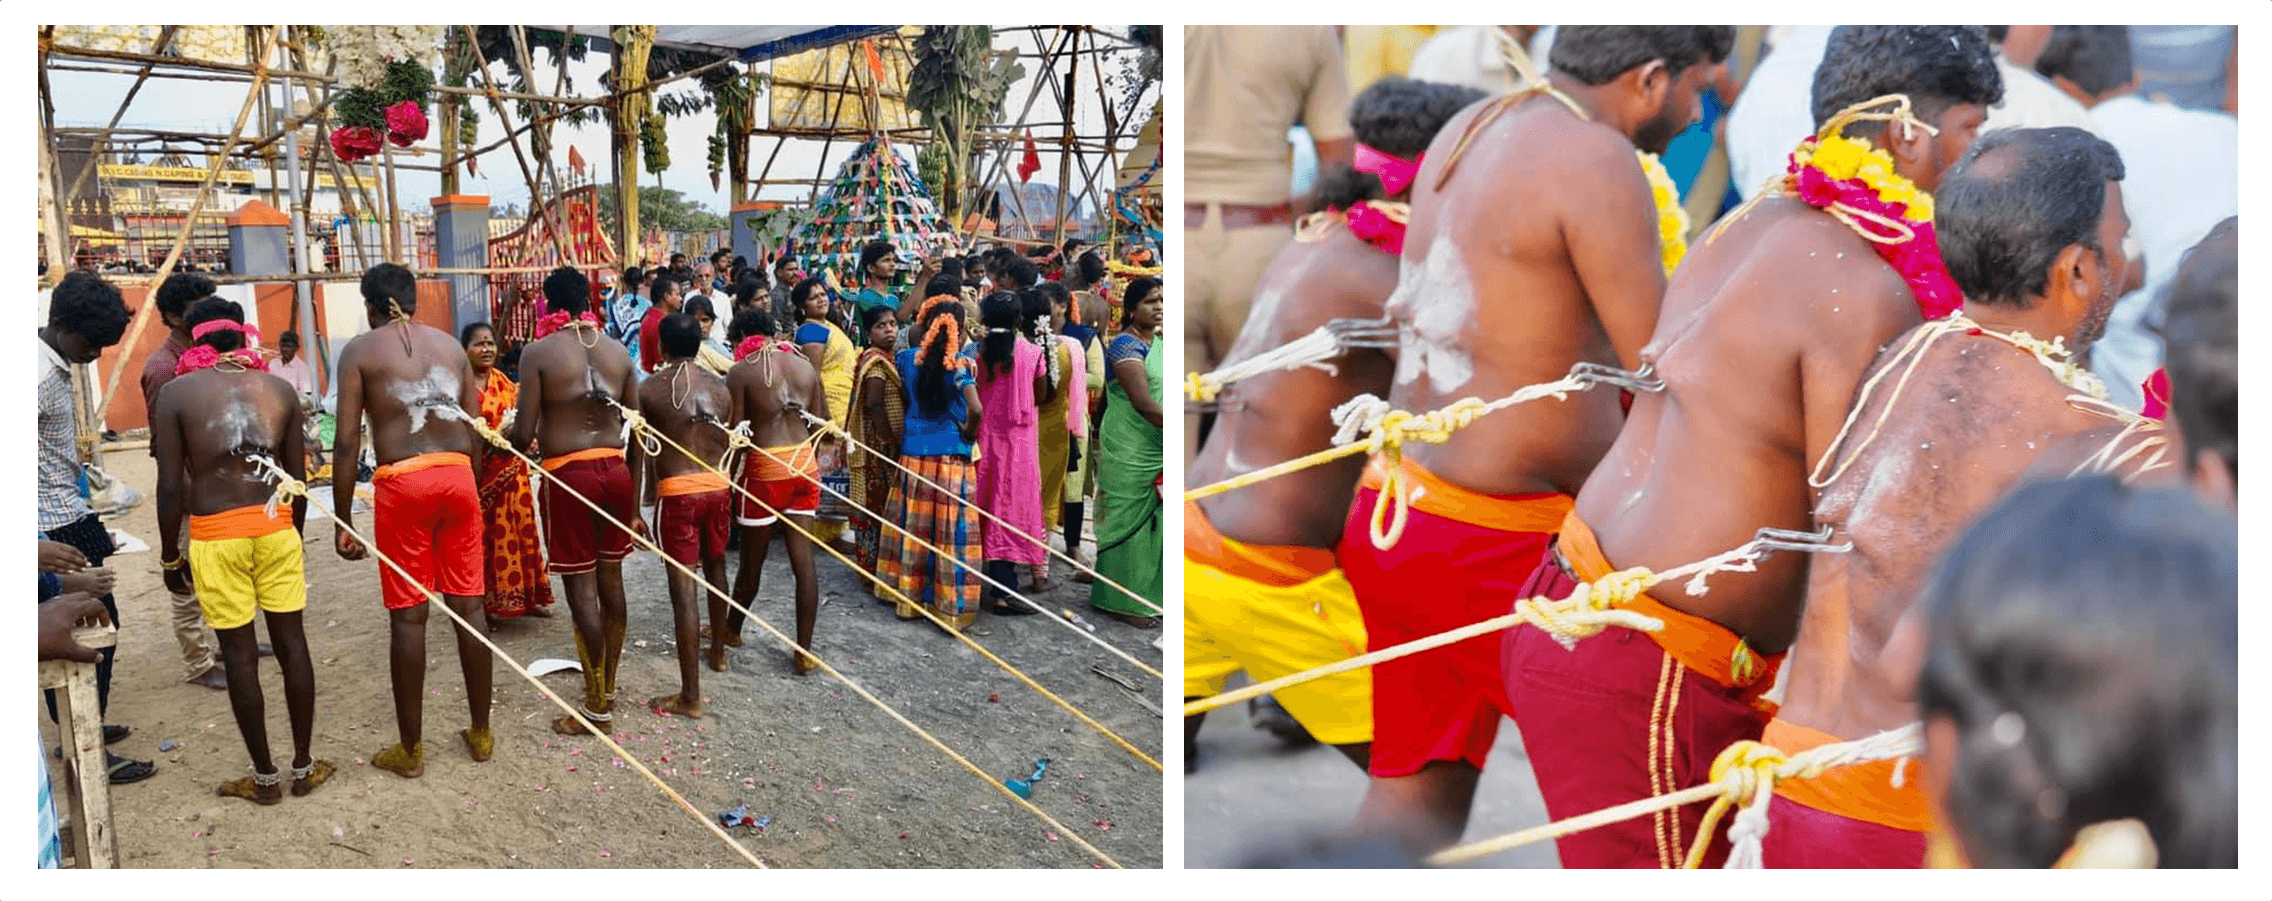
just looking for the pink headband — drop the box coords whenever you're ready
[191,320,260,343]
[1355,144,1423,197]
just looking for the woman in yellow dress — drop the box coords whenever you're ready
[792,277,857,547]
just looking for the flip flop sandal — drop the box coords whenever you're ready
[985,599,1041,616]
[105,754,157,785]
[102,724,130,745]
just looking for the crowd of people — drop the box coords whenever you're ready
[35,228,1165,832]
[1184,24,2235,869]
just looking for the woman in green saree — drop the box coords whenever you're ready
[1089,277,1165,628]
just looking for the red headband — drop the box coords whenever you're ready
[1355,143,1423,196]
[191,320,260,344]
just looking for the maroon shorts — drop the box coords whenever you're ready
[737,464,821,526]
[1501,553,1773,868]
[658,488,731,565]
[1337,484,1555,778]
[1758,794,1927,868]
[541,453,637,574]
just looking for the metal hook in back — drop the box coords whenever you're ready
[1751,525,1853,557]
[1571,361,1667,394]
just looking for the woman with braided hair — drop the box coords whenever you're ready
[877,296,986,628]
[1023,287,1078,592]
[973,291,1050,614]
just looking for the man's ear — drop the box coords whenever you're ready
[2047,242,2109,324]
[1627,59,1671,111]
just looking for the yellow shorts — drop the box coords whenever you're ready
[188,524,307,630]
[1182,555,1373,745]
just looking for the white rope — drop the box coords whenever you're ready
[1186,325,1345,402]
[1722,724,1923,869]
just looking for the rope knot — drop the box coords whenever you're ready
[1709,740,1789,801]
[1184,370,1221,404]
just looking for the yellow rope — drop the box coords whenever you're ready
[1180,529,1795,717]
[1430,725,1922,867]
[248,457,769,869]
[611,407,1165,770]
[804,413,1163,615]
[450,416,1130,866]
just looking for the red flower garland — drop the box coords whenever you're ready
[1786,142,1963,320]
[330,125,383,163]
[384,101,429,148]
[1343,201,1408,257]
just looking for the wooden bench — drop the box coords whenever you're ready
[38,624,118,869]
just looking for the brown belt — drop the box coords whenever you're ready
[1185,202,1293,229]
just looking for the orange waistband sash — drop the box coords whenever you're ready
[1557,510,1783,700]
[189,504,294,542]
[748,444,819,482]
[540,446,625,472]
[1183,500,1338,588]
[374,451,472,481]
[658,471,731,497]
[1359,454,1572,535]
[1764,717,1931,834]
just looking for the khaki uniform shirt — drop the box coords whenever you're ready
[1184,26,1354,206]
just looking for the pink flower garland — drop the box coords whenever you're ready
[331,125,384,163]
[1343,201,1407,257]
[175,346,269,376]
[1788,148,1963,320]
[534,309,602,339]
[384,101,429,147]
[734,336,798,362]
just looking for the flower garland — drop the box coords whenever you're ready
[1772,96,1962,319]
[1638,151,1689,278]
[325,26,439,163]
[733,335,798,362]
[912,296,970,370]
[1295,200,1412,256]
[175,321,268,375]
[534,309,602,340]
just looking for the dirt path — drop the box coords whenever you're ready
[42,451,1163,869]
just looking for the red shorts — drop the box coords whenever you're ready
[372,453,484,610]
[1501,555,1774,868]
[738,444,821,526]
[1337,473,1565,777]
[659,489,732,565]
[1758,795,1926,868]
[540,450,637,574]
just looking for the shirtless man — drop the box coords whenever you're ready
[513,267,645,735]
[141,272,228,691]
[1184,77,1485,774]
[1505,26,2002,867]
[721,307,832,675]
[635,313,733,715]
[1336,26,1732,852]
[331,262,492,777]
[1764,126,2134,867]
[153,298,332,803]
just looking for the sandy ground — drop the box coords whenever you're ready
[1182,686,1556,869]
[40,451,1164,869]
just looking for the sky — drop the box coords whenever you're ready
[47,26,1156,219]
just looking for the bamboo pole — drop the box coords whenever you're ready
[958,27,1069,250]
[53,27,177,225]
[461,24,577,264]
[1053,27,1078,243]
[90,25,274,429]
[612,25,655,267]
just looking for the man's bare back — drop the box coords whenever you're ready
[517,326,638,457]
[156,368,305,519]
[1189,226,1398,549]
[1781,330,2115,739]
[638,360,732,479]
[1388,96,1667,497]
[338,321,480,465]
[728,348,825,449]
[1572,199,1919,649]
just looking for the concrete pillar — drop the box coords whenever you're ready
[430,195,490,332]
[226,200,291,276]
